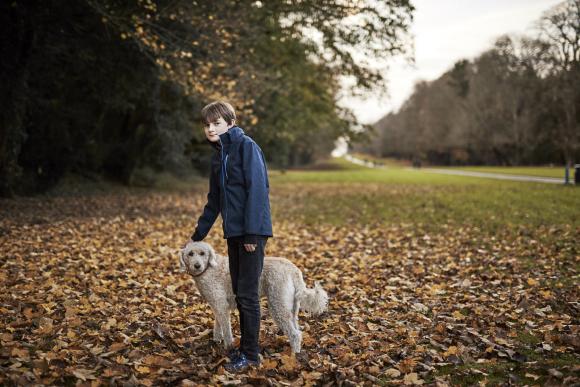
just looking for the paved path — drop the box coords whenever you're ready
[417,168,564,184]
[341,154,567,184]
[343,154,385,168]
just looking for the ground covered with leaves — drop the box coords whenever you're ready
[1,168,579,386]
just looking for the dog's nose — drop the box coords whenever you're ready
[194,263,201,269]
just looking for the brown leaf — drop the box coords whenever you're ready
[71,368,97,381]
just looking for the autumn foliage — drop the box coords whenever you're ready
[1,177,578,385]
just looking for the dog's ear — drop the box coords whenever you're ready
[207,245,218,268]
[179,250,186,272]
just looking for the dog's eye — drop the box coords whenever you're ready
[188,252,193,256]
[200,251,205,256]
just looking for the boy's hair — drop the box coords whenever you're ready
[201,101,236,126]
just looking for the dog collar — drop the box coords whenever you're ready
[190,264,211,278]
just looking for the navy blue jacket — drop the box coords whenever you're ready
[191,125,273,244]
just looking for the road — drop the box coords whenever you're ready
[417,168,564,184]
[340,154,566,184]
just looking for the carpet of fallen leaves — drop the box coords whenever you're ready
[0,188,578,386]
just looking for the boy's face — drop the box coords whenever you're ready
[204,116,234,142]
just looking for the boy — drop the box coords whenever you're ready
[186,101,273,373]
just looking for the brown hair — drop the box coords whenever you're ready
[201,101,236,126]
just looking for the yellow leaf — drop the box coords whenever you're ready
[403,372,424,385]
[261,358,278,370]
[525,373,540,381]
[443,345,458,357]
[34,317,53,335]
[11,347,29,359]
[102,318,117,330]
[280,354,298,372]
[527,278,538,286]
[301,371,322,380]
[397,358,417,373]
[452,310,465,320]
[135,365,151,373]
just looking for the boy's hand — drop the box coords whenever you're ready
[243,243,257,252]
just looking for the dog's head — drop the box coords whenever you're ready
[179,241,218,276]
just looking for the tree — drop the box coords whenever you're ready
[372,1,579,168]
[0,0,415,196]
[536,0,580,181]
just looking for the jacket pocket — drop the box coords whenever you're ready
[226,154,244,185]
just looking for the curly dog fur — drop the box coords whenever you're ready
[179,241,328,353]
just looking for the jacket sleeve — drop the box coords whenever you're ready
[191,164,220,241]
[242,140,269,236]
[243,234,259,245]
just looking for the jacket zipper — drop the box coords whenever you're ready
[220,142,229,237]
[224,154,229,181]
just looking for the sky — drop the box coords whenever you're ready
[339,0,563,125]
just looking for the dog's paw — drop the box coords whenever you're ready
[295,351,309,363]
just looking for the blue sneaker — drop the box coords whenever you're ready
[224,352,260,373]
[227,347,241,361]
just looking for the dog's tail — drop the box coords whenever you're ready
[295,277,329,317]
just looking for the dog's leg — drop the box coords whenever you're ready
[221,311,233,349]
[213,317,223,343]
[277,315,302,354]
[269,292,303,354]
[292,298,301,332]
[215,305,233,349]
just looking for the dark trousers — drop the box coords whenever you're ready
[226,235,267,362]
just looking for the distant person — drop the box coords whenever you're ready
[412,157,421,168]
[184,101,273,372]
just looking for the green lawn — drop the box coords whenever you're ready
[270,158,579,232]
[346,153,567,178]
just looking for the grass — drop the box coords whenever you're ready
[432,352,579,386]
[45,169,204,197]
[269,157,580,232]
[346,152,568,178]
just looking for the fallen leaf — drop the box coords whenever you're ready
[72,368,96,381]
[403,372,424,385]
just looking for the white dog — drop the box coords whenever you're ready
[179,241,328,353]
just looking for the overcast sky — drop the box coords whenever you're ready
[339,0,563,125]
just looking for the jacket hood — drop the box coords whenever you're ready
[206,126,245,151]
[219,125,245,144]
